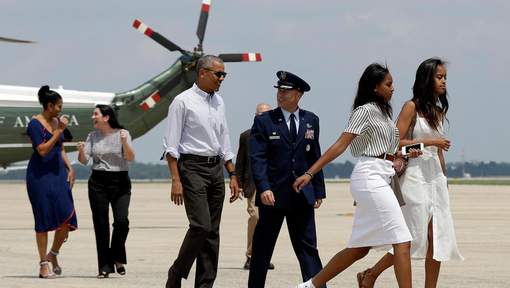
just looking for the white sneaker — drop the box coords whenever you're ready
[295,279,315,288]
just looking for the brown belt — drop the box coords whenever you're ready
[375,153,395,162]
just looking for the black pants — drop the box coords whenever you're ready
[88,170,131,273]
[168,157,225,288]
[248,205,325,288]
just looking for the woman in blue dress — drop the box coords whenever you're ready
[26,85,78,278]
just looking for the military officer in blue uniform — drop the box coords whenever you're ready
[248,71,326,288]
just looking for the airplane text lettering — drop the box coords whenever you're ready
[13,116,31,128]
[10,115,80,128]
[62,114,79,126]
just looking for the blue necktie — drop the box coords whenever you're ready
[290,113,297,143]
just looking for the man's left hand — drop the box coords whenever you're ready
[229,176,241,203]
[314,198,323,209]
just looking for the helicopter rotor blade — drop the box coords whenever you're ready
[133,19,186,54]
[218,53,262,62]
[196,0,211,50]
[0,36,36,44]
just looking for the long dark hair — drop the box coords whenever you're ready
[96,104,124,129]
[38,85,62,109]
[412,58,449,131]
[353,63,392,118]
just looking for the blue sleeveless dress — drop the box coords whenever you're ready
[26,119,78,233]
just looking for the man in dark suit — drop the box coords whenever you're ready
[235,103,275,271]
[248,71,326,288]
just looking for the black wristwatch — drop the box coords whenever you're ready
[228,171,236,178]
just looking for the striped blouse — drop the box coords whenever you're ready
[344,102,399,157]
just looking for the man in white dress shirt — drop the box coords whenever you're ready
[163,55,240,288]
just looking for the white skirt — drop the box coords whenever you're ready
[347,157,412,249]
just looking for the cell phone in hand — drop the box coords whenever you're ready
[401,143,424,156]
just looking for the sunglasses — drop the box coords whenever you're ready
[204,68,227,78]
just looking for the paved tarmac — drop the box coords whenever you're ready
[0,182,508,287]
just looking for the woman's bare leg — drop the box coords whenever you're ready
[425,220,441,288]
[36,232,50,276]
[393,241,412,288]
[46,225,69,272]
[311,247,370,287]
[50,226,69,253]
[36,232,48,261]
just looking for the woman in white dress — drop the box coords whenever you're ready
[357,58,463,288]
[294,63,412,288]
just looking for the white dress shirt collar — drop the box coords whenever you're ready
[281,107,300,130]
[192,83,215,99]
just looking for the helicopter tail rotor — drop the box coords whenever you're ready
[133,19,187,55]
[218,53,262,62]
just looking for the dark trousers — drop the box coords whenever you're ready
[88,170,131,273]
[248,204,325,288]
[168,158,225,288]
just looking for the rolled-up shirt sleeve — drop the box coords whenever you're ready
[219,113,234,161]
[163,98,185,159]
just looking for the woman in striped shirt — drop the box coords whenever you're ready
[357,58,463,288]
[294,63,412,288]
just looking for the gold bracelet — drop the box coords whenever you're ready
[304,171,314,179]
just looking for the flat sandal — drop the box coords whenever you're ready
[39,260,56,279]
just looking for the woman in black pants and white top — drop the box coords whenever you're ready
[77,104,135,278]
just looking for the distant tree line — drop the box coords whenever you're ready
[323,161,510,178]
[446,161,510,178]
[3,161,510,180]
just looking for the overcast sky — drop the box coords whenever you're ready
[2,0,509,163]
